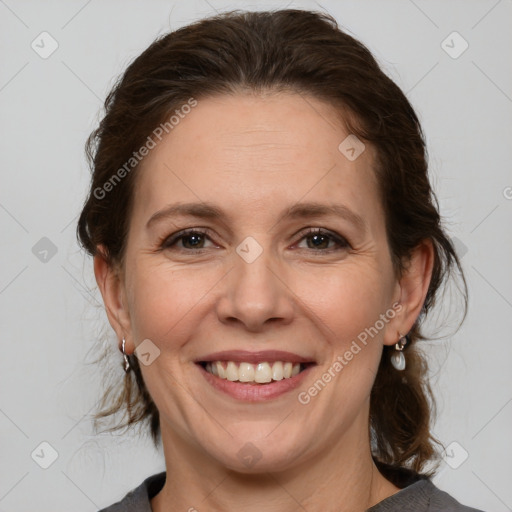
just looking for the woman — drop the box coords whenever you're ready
[77,8,484,512]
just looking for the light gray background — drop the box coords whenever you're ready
[1,0,511,510]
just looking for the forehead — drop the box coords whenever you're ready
[132,92,381,230]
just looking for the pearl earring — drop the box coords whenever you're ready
[390,333,408,371]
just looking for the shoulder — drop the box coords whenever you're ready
[368,479,486,512]
[425,480,486,512]
[97,472,166,512]
[368,461,486,512]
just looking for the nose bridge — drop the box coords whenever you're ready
[216,234,293,329]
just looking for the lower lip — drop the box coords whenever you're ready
[197,364,314,402]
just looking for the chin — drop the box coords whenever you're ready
[218,447,304,474]
[200,425,309,474]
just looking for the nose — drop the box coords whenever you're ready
[215,243,295,332]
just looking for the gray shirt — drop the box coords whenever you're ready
[98,471,485,511]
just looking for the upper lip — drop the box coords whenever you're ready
[195,350,315,364]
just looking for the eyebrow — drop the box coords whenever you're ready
[146,201,366,234]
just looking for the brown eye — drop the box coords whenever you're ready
[161,229,215,251]
[295,228,350,252]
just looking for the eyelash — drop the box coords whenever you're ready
[159,227,351,254]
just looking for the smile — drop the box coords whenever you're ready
[202,360,305,384]
[195,350,316,401]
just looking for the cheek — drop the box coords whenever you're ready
[126,260,215,347]
[293,262,392,344]
[124,240,395,353]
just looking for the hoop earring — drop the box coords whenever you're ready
[390,333,408,371]
[121,338,131,373]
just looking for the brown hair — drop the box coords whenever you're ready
[77,9,467,476]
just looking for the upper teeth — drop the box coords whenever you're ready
[205,361,302,383]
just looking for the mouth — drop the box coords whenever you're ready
[198,360,313,384]
[195,350,316,401]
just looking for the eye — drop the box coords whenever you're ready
[160,228,216,251]
[159,227,351,253]
[294,228,350,252]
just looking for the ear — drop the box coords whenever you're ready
[384,239,435,346]
[94,245,134,354]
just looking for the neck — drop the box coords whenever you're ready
[151,416,400,512]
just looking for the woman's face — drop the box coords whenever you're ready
[104,92,410,472]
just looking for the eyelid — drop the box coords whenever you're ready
[159,227,215,249]
[160,226,351,252]
[293,227,351,250]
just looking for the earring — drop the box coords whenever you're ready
[390,333,408,371]
[121,338,131,373]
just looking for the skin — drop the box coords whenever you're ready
[95,91,434,512]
